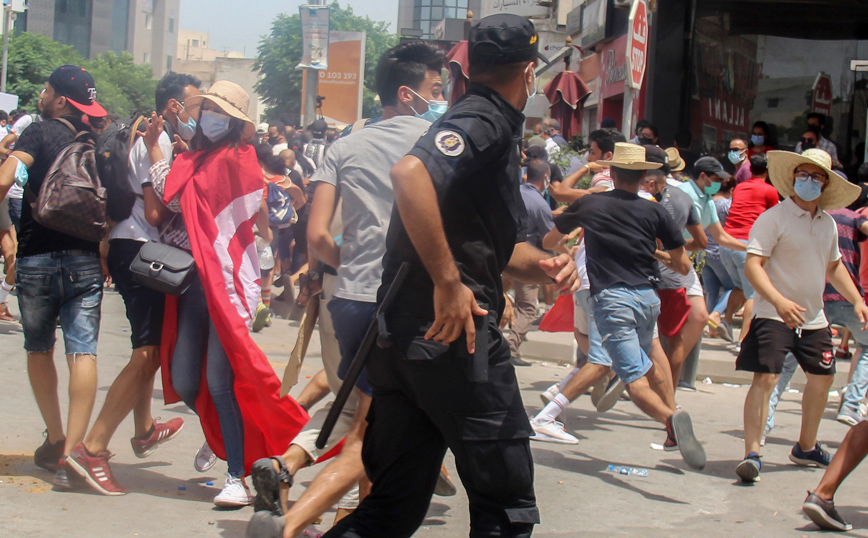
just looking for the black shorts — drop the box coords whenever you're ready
[107,239,166,349]
[736,318,835,376]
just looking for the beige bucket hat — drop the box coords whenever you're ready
[597,142,663,170]
[767,149,859,210]
[665,147,685,172]
[185,80,256,140]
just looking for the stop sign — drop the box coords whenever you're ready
[812,72,833,117]
[626,0,649,90]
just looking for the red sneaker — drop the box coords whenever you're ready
[67,444,127,496]
[131,418,185,458]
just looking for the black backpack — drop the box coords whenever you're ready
[95,114,147,223]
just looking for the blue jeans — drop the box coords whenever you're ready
[579,288,612,368]
[766,300,868,433]
[702,255,734,313]
[720,240,754,299]
[170,276,245,477]
[16,251,102,355]
[329,297,377,397]
[592,287,660,385]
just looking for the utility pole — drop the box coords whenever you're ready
[1,3,12,93]
[302,0,326,129]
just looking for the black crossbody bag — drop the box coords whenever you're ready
[129,215,197,295]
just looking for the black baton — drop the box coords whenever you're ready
[316,262,410,450]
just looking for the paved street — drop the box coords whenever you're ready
[1,290,867,537]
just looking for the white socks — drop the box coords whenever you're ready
[0,280,12,304]
[537,393,571,423]
[559,367,580,388]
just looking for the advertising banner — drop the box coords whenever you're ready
[297,5,331,70]
[303,31,366,127]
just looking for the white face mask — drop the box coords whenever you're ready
[200,110,231,142]
[523,65,537,114]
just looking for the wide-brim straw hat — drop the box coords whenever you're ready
[185,80,256,140]
[665,147,685,172]
[597,142,662,170]
[768,149,859,210]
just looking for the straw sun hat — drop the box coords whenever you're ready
[767,149,859,210]
[185,80,256,140]
[665,147,686,172]
[597,142,662,170]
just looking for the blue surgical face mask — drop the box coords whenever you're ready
[524,65,537,114]
[408,88,447,123]
[177,111,197,141]
[751,134,764,146]
[11,155,28,187]
[199,110,231,142]
[794,176,823,201]
[704,181,722,196]
[728,149,744,164]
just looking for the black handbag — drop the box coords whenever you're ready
[129,240,197,296]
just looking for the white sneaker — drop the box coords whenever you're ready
[529,417,579,445]
[540,384,560,405]
[194,441,218,472]
[213,473,253,507]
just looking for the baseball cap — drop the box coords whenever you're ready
[256,122,269,136]
[48,65,107,118]
[309,118,328,137]
[693,156,731,180]
[468,14,551,67]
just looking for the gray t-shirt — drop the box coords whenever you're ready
[311,115,430,302]
[657,185,700,290]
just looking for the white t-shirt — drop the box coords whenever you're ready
[6,114,35,200]
[109,132,172,242]
[748,197,840,329]
[271,142,288,156]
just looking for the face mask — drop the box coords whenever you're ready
[794,177,822,201]
[11,156,28,187]
[637,137,653,146]
[704,182,722,196]
[728,150,744,164]
[200,110,232,142]
[751,134,764,146]
[523,65,537,114]
[801,139,817,150]
[177,115,197,141]
[407,88,447,123]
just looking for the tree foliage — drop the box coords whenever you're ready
[5,32,156,117]
[254,2,397,124]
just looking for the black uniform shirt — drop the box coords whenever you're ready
[380,83,528,321]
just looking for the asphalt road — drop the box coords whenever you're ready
[1,290,866,537]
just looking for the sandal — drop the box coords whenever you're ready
[250,456,293,516]
[295,274,312,307]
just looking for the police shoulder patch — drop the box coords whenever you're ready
[435,130,465,157]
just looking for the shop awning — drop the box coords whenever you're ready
[698,0,868,40]
[445,40,469,105]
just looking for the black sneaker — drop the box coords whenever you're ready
[510,356,532,367]
[34,431,65,472]
[668,410,706,470]
[246,511,285,538]
[803,492,852,531]
[52,457,83,492]
[250,457,292,516]
[736,452,762,483]
[789,442,832,468]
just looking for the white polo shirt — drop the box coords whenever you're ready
[747,196,840,329]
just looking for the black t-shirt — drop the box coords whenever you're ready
[380,83,527,320]
[554,189,685,294]
[15,116,100,257]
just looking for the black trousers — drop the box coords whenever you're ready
[324,315,539,538]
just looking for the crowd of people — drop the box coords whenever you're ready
[2,12,868,537]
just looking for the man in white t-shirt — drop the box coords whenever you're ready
[735,149,868,484]
[67,72,203,496]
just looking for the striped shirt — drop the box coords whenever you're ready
[824,208,867,302]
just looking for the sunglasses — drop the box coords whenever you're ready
[801,137,817,144]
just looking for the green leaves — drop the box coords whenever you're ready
[254,1,397,123]
[6,33,156,117]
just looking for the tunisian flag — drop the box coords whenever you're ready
[160,145,308,474]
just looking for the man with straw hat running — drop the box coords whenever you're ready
[546,142,707,470]
[735,148,868,484]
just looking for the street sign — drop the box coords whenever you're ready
[626,0,649,90]
[811,72,833,117]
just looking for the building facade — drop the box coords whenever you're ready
[397,0,478,40]
[16,0,179,78]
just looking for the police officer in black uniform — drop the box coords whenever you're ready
[323,14,579,538]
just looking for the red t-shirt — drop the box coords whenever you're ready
[748,145,774,157]
[723,177,780,240]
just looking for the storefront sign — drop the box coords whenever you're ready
[566,5,582,36]
[581,0,607,49]
[626,0,649,90]
[316,31,366,125]
[483,0,548,18]
[297,5,331,70]
[599,35,627,99]
[702,95,748,131]
[812,72,833,117]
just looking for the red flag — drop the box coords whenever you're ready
[160,145,308,474]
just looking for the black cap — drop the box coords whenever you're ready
[309,118,328,137]
[643,144,670,175]
[47,65,107,117]
[693,156,731,180]
[469,14,550,67]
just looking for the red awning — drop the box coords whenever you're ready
[445,40,469,105]
[543,70,592,140]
